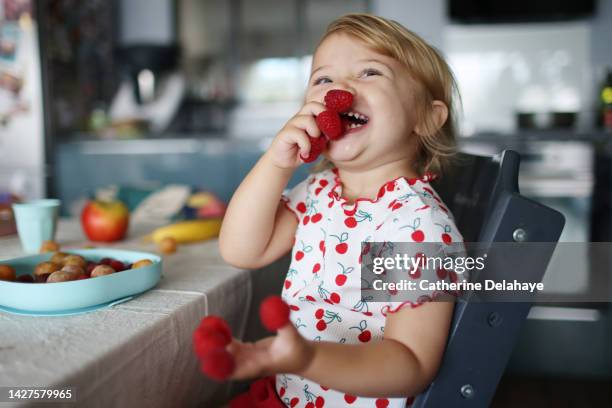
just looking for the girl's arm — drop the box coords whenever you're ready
[299,301,455,397]
[219,153,297,269]
[219,101,325,269]
[228,301,454,398]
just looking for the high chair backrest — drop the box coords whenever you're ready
[412,150,565,407]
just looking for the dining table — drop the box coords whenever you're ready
[0,218,255,407]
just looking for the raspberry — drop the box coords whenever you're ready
[315,110,343,140]
[325,90,354,112]
[200,348,235,381]
[300,135,328,163]
[193,328,230,359]
[259,295,290,331]
[199,315,232,343]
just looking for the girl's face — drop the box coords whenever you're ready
[306,33,422,169]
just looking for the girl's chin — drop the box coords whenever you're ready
[324,134,365,163]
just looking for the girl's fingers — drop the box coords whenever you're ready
[298,100,327,117]
[290,114,321,138]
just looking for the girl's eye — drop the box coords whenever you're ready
[313,77,332,86]
[361,68,381,77]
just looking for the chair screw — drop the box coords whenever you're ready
[460,384,475,399]
[488,312,503,327]
[513,228,527,242]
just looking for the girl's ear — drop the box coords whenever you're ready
[415,101,448,135]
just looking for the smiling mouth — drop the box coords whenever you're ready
[340,111,369,130]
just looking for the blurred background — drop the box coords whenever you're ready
[1,0,611,405]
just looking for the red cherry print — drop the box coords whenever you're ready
[289,305,300,311]
[315,308,324,319]
[409,268,421,279]
[344,217,357,228]
[411,230,425,242]
[328,201,333,208]
[306,403,315,408]
[315,396,325,408]
[313,263,321,273]
[330,292,341,304]
[279,387,286,397]
[335,274,347,286]
[407,177,417,186]
[363,311,373,317]
[376,399,389,408]
[295,251,304,261]
[442,233,452,244]
[336,243,348,254]
[385,182,395,192]
[305,295,316,302]
[316,320,327,331]
[290,398,299,407]
[312,213,323,223]
[296,202,307,213]
[319,240,325,253]
[358,330,372,342]
[344,395,357,404]
[377,186,386,198]
[449,271,458,283]
[284,280,292,289]
[319,179,329,187]
[437,267,448,279]
[315,187,323,195]
[321,386,329,391]
[391,202,403,211]
[303,215,310,225]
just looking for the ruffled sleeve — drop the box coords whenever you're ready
[371,205,468,316]
[280,176,312,223]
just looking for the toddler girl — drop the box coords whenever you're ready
[219,13,463,408]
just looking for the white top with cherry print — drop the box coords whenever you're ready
[278,168,463,408]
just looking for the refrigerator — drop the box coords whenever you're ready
[0,0,45,202]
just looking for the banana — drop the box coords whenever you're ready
[147,218,223,244]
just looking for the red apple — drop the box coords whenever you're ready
[81,200,129,242]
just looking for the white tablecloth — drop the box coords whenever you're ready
[0,219,252,408]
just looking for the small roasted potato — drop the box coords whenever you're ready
[0,264,16,281]
[50,252,70,265]
[91,264,115,277]
[47,270,78,283]
[40,240,60,253]
[159,237,177,255]
[132,259,153,269]
[63,255,86,268]
[60,264,85,279]
[34,261,62,276]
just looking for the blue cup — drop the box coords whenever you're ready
[12,199,61,254]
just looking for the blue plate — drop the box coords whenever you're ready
[0,249,162,315]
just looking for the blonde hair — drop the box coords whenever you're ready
[312,13,461,176]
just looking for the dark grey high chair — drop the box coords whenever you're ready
[412,150,565,407]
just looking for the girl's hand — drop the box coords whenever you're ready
[267,101,326,169]
[227,324,314,380]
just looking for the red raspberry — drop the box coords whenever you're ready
[193,328,230,359]
[200,348,235,381]
[259,295,290,331]
[324,90,354,112]
[199,315,232,343]
[300,135,328,163]
[315,110,343,140]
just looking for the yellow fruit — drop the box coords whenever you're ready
[147,219,222,244]
[0,264,16,281]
